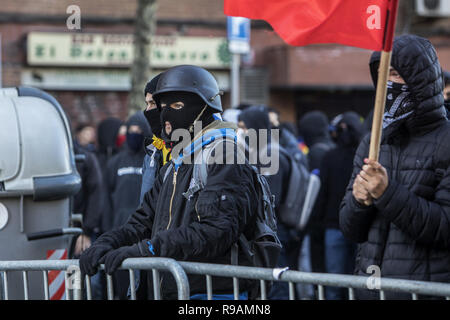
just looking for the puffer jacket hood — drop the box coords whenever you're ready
[391,35,445,119]
[369,35,447,134]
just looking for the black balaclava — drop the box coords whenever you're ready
[157,91,214,146]
[126,111,151,153]
[143,74,162,138]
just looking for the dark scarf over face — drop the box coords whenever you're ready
[381,81,418,144]
[383,81,416,129]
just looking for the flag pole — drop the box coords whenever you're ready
[368,0,399,161]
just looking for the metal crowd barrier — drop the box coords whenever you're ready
[0,258,190,300]
[1,258,450,300]
[177,261,450,300]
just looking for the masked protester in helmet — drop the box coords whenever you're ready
[80,65,259,300]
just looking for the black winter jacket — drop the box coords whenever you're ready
[73,143,105,237]
[99,122,259,299]
[339,35,450,299]
[106,147,146,229]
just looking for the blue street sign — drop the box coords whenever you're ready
[227,16,250,54]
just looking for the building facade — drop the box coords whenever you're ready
[1,0,449,132]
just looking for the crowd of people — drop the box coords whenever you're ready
[71,34,450,300]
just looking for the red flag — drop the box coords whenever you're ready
[224,0,395,51]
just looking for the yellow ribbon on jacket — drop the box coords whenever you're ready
[151,135,171,165]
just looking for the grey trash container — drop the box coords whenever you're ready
[0,87,81,299]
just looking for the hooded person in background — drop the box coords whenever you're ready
[314,111,364,300]
[238,105,295,300]
[75,123,96,152]
[107,111,151,229]
[140,73,166,204]
[96,117,124,177]
[340,34,450,299]
[95,117,124,234]
[268,107,309,169]
[298,111,336,278]
[103,111,151,299]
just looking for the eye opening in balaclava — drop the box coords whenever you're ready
[157,91,215,145]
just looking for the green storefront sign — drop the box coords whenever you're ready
[27,32,231,68]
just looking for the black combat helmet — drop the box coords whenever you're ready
[152,65,222,112]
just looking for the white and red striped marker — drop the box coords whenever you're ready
[46,249,68,300]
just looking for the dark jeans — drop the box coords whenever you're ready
[324,228,356,300]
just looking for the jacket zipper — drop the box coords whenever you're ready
[195,202,201,222]
[166,168,178,230]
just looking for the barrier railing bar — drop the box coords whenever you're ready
[176,261,450,298]
[42,271,49,300]
[289,282,295,300]
[129,269,136,300]
[106,274,114,300]
[233,277,239,300]
[64,271,70,300]
[120,258,189,300]
[22,271,29,300]
[2,271,8,300]
[152,269,161,300]
[85,275,92,300]
[206,275,213,300]
[260,280,267,300]
[348,287,355,300]
[318,285,325,300]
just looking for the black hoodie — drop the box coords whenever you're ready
[298,111,336,171]
[314,112,364,229]
[238,106,290,209]
[106,112,151,229]
[96,117,123,175]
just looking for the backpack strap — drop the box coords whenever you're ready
[181,130,238,200]
[163,162,174,183]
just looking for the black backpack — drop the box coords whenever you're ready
[277,147,321,231]
[164,132,282,271]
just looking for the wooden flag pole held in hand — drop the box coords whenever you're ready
[368,0,399,161]
[369,50,392,161]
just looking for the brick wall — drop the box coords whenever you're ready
[0,0,226,21]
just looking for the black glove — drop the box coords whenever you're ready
[79,242,114,276]
[103,243,146,274]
